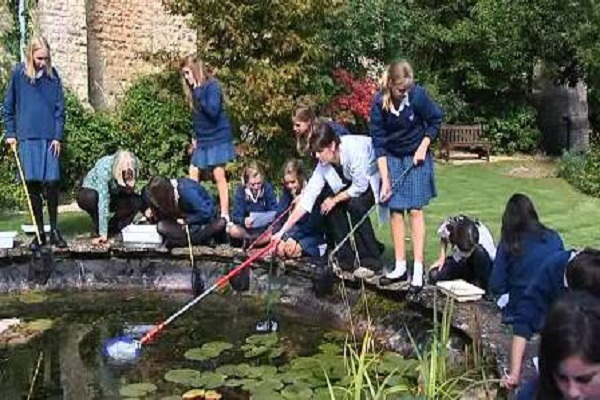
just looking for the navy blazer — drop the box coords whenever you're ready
[177,178,216,225]
[232,182,278,226]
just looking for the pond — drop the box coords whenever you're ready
[0,289,361,399]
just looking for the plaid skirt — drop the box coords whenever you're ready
[192,141,236,169]
[17,139,60,182]
[387,153,436,211]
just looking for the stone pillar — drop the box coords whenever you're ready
[534,74,590,155]
[86,0,196,109]
[35,0,90,103]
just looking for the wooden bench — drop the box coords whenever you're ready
[439,124,491,162]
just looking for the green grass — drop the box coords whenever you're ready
[2,159,599,258]
[371,159,600,264]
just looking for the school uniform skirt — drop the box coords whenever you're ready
[387,153,436,211]
[18,139,60,182]
[192,141,236,169]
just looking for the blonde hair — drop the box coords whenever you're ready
[25,36,53,82]
[379,61,414,112]
[112,150,139,187]
[292,103,317,154]
[282,158,307,186]
[180,54,209,110]
[242,161,265,185]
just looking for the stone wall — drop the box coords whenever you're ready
[31,0,196,109]
[35,0,90,103]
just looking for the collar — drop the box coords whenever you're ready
[170,179,180,203]
[564,249,581,288]
[245,186,264,203]
[390,93,410,116]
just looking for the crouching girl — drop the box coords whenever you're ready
[143,176,225,249]
[275,159,326,259]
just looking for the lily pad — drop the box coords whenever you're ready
[160,397,181,400]
[318,343,342,355]
[164,369,202,386]
[290,356,321,371]
[377,353,420,378]
[225,378,256,388]
[243,345,270,358]
[245,332,278,347]
[281,384,313,399]
[197,371,226,389]
[250,389,280,399]
[17,291,47,304]
[182,389,205,399]
[267,346,285,359]
[204,390,222,400]
[119,383,157,397]
[184,341,233,361]
[246,365,278,379]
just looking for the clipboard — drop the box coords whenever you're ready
[249,211,277,228]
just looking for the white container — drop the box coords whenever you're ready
[0,231,18,249]
[21,224,51,234]
[436,279,485,302]
[122,224,163,244]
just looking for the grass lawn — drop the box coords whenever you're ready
[1,159,599,263]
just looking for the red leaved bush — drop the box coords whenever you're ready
[324,69,379,133]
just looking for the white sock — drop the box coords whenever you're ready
[411,261,424,287]
[386,260,406,279]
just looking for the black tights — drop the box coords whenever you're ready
[27,181,60,238]
[76,187,141,236]
[157,218,226,249]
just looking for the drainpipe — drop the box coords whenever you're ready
[18,0,26,62]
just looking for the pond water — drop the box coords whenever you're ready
[0,289,353,399]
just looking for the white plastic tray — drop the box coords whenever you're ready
[122,224,163,244]
[436,279,485,302]
[0,231,18,249]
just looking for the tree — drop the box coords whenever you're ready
[163,0,341,170]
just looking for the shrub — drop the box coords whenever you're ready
[558,147,600,197]
[482,105,541,154]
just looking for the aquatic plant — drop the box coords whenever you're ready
[119,382,157,397]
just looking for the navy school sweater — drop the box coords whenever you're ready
[512,249,573,340]
[276,188,325,257]
[192,78,233,147]
[176,178,216,226]
[369,85,443,158]
[490,229,564,322]
[3,63,65,141]
[232,182,278,226]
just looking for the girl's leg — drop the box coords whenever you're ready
[213,166,230,220]
[46,182,67,247]
[385,210,407,279]
[76,188,100,236]
[283,239,302,259]
[410,209,425,287]
[27,181,46,246]
[228,225,246,240]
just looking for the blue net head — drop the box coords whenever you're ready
[102,336,142,363]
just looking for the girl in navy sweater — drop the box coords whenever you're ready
[490,193,564,323]
[180,55,235,224]
[143,176,225,249]
[292,103,350,156]
[275,159,326,259]
[3,36,67,250]
[229,162,278,247]
[370,61,444,290]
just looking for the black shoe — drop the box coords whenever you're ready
[29,235,47,252]
[408,284,423,294]
[50,229,68,248]
[379,272,407,286]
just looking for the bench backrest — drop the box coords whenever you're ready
[441,124,486,144]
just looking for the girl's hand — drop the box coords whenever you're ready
[177,218,185,225]
[49,140,61,157]
[92,235,108,245]
[6,138,17,151]
[501,370,520,389]
[191,138,198,149]
[320,197,337,215]
[380,178,392,203]
[413,138,430,166]
[244,217,253,229]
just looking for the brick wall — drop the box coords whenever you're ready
[32,0,196,109]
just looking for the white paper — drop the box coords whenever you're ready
[250,211,277,228]
[496,293,510,309]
